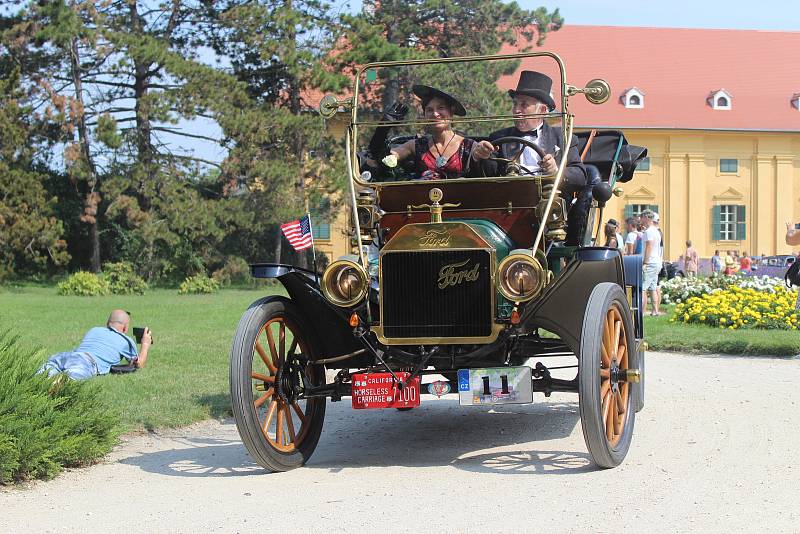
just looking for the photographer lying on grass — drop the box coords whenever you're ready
[39,309,152,380]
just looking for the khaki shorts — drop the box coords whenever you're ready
[643,262,661,291]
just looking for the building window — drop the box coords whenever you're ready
[624,204,659,220]
[712,205,746,241]
[311,199,331,240]
[629,95,640,106]
[719,158,738,173]
[637,157,650,172]
[311,220,330,240]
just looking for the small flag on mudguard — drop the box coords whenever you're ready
[280,214,313,251]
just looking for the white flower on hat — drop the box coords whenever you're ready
[382,154,398,168]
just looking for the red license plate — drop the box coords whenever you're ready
[351,372,420,409]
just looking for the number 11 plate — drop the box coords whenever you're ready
[457,367,533,406]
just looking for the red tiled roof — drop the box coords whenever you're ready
[498,25,800,132]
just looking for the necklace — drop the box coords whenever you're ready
[432,132,457,168]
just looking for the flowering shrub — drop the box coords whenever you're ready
[57,272,110,296]
[102,262,148,295]
[178,274,220,295]
[661,274,785,304]
[673,286,798,330]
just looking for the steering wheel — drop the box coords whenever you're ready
[490,136,548,176]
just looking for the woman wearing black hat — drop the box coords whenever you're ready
[373,85,494,180]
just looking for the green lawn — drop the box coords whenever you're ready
[1,286,282,431]
[2,287,796,433]
[645,305,800,356]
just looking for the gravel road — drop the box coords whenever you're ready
[3,351,799,533]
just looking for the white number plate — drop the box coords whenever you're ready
[457,366,533,405]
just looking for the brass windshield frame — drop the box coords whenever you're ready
[349,51,571,188]
[345,51,576,262]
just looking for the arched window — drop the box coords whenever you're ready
[717,96,728,107]
[629,95,641,106]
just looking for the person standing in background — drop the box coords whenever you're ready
[711,250,722,274]
[683,240,698,277]
[786,222,800,246]
[652,212,664,312]
[640,210,663,316]
[785,222,800,309]
[740,252,752,273]
[604,222,620,249]
[608,219,625,254]
[624,217,639,255]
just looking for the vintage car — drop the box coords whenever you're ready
[230,52,649,472]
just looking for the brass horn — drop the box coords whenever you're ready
[318,95,353,119]
[566,79,611,105]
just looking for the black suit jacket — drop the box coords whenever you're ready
[488,123,587,189]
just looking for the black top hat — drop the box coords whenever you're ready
[508,71,556,111]
[412,85,467,116]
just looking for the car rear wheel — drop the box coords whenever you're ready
[230,297,326,472]
[578,283,637,468]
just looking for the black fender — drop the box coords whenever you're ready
[250,263,365,367]
[522,248,626,356]
[622,254,644,338]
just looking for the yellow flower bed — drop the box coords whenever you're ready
[672,286,799,330]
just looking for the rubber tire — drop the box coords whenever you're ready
[230,296,326,472]
[578,283,637,468]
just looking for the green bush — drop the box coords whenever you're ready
[178,274,220,294]
[212,256,252,286]
[57,271,110,296]
[102,262,148,295]
[0,332,120,484]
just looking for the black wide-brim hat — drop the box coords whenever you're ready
[508,70,556,111]
[412,85,467,116]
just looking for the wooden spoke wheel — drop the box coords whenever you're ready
[230,297,326,472]
[578,283,638,468]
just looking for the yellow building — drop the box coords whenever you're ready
[317,25,800,262]
[604,130,799,259]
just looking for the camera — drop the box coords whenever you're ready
[132,327,153,345]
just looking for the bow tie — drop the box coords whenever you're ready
[514,129,537,138]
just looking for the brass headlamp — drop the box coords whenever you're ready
[321,259,369,308]
[497,252,547,302]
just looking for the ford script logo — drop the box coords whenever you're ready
[419,229,451,247]
[437,259,480,289]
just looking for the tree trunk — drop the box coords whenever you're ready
[274,229,282,264]
[69,36,101,273]
[382,14,400,108]
[130,2,156,210]
[285,0,309,270]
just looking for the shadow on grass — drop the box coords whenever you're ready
[195,393,232,419]
[117,399,593,478]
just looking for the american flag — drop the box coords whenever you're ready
[280,214,313,251]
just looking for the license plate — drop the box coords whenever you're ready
[351,372,421,409]
[457,367,533,405]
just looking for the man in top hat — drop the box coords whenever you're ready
[473,71,588,244]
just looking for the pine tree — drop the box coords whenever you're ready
[0,70,70,279]
[207,0,348,268]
